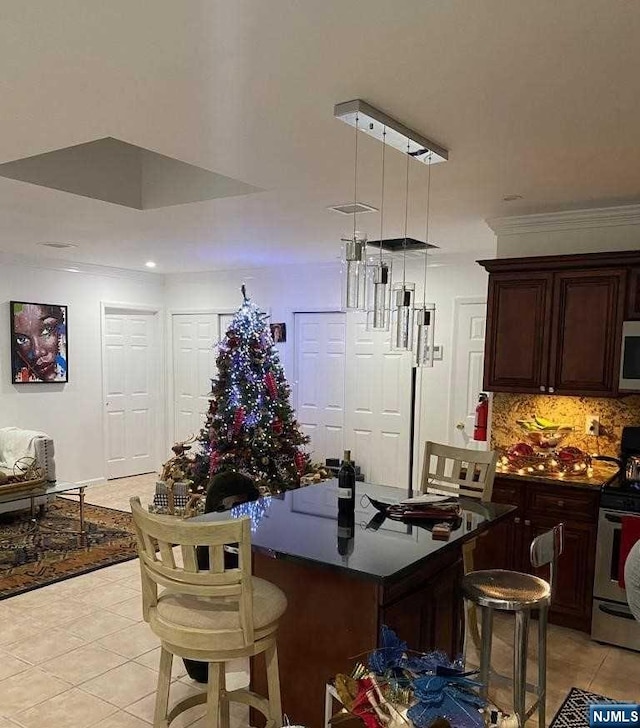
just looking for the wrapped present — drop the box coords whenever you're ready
[150,480,203,517]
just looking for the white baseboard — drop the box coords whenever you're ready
[74,477,108,487]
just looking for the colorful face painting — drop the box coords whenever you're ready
[10,302,68,383]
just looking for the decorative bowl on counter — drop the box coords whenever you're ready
[498,442,592,478]
[516,417,573,449]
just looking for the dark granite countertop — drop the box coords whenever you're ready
[494,461,619,490]
[194,479,514,584]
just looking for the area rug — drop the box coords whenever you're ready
[549,687,623,727]
[0,497,138,600]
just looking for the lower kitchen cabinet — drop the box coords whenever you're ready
[474,476,599,632]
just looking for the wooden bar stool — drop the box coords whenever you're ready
[461,523,564,728]
[130,497,287,728]
[421,441,498,654]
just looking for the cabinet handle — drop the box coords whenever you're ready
[514,517,521,524]
[549,387,555,393]
[557,499,565,508]
[539,385,546,392]
[524,519,531,526]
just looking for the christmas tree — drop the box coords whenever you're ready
[195,287,309,494]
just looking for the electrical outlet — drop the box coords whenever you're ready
[585,415,600,436]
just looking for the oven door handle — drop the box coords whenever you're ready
[605,513,623,524]
[598,603,636,620]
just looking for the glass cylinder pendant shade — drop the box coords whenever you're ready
[415,304,436,367]
[391,282,416,350]
[366,256,392,330]
[343,232,367,310]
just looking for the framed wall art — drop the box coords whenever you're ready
[10,301,68,383]
[270,322,286,344]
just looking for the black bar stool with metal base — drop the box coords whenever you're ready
[461,523,564,727]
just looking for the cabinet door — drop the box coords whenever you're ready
[483,272,553,393]
[474,479,524,572]
[627,268,640,320]
[381,556,463,658]
[527,515,596,633]
[549,269,626,396]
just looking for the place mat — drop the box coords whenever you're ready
[549,687,619,728]
[0,496,138,600]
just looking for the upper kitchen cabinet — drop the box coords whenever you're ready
[549,269,626,395]
[479,252,635,397]
[483,271,553,393]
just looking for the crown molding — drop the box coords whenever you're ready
[0,250,160,282]
[487,204,640,236]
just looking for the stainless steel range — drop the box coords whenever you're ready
[592,426,640,651]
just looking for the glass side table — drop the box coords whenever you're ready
[0,480,98,547]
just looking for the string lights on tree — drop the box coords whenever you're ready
[194,286,309,493]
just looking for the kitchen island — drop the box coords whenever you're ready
[197,478,514,727]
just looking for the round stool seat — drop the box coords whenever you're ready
[462,569,551,610]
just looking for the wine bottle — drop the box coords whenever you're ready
[338,449,356,516]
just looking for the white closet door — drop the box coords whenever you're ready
[172,313,219,444]
[345,312,412,488]
[449,298,487,448]
[104,311,159,479]
[294,312,346,464]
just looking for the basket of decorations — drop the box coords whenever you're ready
[328,626,516,727]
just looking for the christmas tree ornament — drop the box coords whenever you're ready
[232,407,245,436]
[265,371,278,399]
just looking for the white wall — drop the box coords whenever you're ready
[165,263,343,379]
[405,256,489,463]
[0,255,165,484]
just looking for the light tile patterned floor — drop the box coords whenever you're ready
[0,473,638,726]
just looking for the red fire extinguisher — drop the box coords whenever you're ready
[473,393,489,441]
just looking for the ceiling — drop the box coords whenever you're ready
[1,0,639,273]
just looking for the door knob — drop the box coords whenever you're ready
[549,387,555,393]
[539,386,546,392]
[456,422,465,430]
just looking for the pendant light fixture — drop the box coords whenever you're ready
[415,154,437,368]
[366,127,392,330]
[334,99,448,330]
[391,140,416,351]
[342,113,367,310]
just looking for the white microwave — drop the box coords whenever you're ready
[620,321,640,391]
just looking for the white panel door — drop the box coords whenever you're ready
[294,313,346,464]
[345,312,412,488]
[172,314,219,444]
[449,298,487,448]
[104,312,159,479]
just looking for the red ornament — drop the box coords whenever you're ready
[232,407,245,436]
[272,418,283,434]
[265,371,278,399]
[294,450,306,475]
[208,449,220,475]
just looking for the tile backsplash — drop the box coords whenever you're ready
[491,393,640,456]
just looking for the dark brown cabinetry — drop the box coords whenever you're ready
[480,253,632,397]
[483,272,553,393]
[627,268,640,319]
[475,477,599,633]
